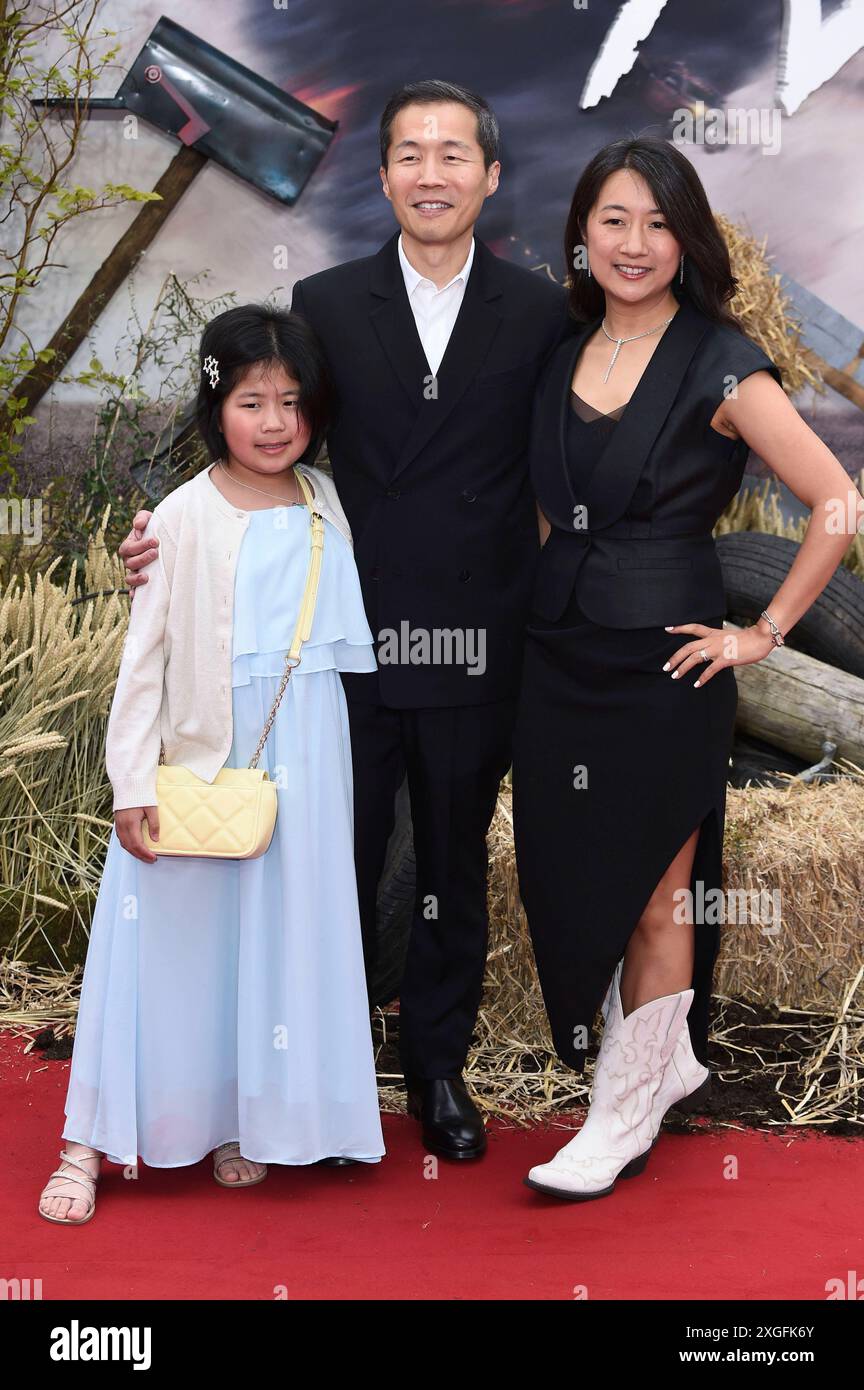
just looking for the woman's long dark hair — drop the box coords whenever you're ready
[564,136,741,329]
[195,303,332,466]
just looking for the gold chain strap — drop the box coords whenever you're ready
[248,651,300,768]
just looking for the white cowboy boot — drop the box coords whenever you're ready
[524,970,696,1201]
[603,961,711,1130]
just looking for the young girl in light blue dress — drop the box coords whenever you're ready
[38,304,385,1223]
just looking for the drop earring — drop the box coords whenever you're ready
[587,262,591,278]
[679,254,685,284]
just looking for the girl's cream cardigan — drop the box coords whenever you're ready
[106,461,355,812]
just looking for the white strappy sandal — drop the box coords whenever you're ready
[212,1141,268,1188]
[38,1146,101,1224]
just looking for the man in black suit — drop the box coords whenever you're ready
[121,80,573,1160]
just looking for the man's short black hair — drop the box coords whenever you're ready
[195,303,332,466]
[379,79,500,170]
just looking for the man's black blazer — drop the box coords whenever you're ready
[290,230,573,707]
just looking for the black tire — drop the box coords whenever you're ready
[728,732,810,789]
[716,532,864,678]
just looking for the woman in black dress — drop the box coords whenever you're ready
[512,137,861,1201]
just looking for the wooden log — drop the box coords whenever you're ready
[10,144,207,417]
[776,272,864,413]
[802,347,864,413]
[727,622,864,767]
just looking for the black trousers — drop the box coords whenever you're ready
[345,696,516,1079]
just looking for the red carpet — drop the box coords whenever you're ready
[3,1029,859,1301]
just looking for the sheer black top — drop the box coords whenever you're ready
[566,390,629,498]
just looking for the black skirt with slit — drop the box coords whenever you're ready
[511,391,738,1073]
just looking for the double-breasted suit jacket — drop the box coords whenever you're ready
[291,230,573,707]
[529,295,783,629]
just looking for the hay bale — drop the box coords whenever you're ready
[717,211,821,398]
[716,777,864,1010]
[461,779,864,1126]
[484,779,863,1024]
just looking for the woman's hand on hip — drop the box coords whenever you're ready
[663,622,775,687]
[115,806,160,863]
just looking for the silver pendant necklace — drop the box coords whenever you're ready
[218,459,301,505]
[600,312,676,383]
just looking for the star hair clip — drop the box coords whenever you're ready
[203,354,220,389]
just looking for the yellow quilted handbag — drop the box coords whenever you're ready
[141,469,324,859]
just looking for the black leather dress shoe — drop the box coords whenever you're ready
[315,1157,358,1166]
[404,1076,487,1160]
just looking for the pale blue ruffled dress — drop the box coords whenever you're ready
[62,503,385,1168]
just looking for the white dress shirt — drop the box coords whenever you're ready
[397,233,475,376]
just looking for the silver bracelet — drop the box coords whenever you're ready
[759,609,785,648]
